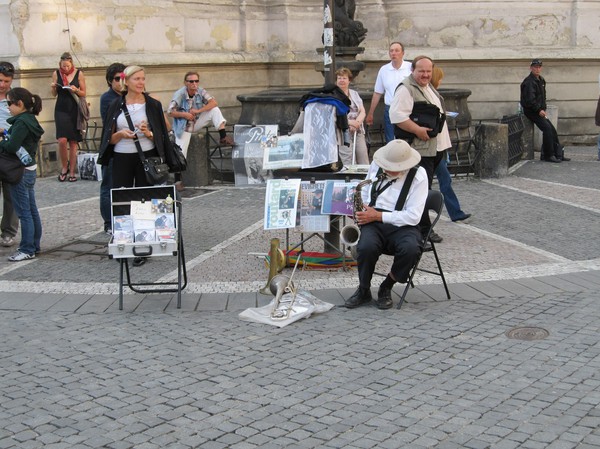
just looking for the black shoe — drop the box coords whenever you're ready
[345,287,372,308]
[376,286,393,309]
[546,155,562,163]
[429,231,443,243]
[452,213,471,223]
[560,156,571,161]
[132,257,147,267]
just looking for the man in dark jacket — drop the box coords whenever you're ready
[99,63,126,234]
[520,59,570,163]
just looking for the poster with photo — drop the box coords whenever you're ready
[321,180,360,216]
[296,181,330,232]
[262,133,304,170]
[233,124,278,146]
[232,142,274,186]
[77,153,102,181]
[264,178,301,230]
[232,126,278,187]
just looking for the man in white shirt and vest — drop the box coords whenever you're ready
[390,55,450,243]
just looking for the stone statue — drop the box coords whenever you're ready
[333,0,367,47]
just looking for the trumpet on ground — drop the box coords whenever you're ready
[269,254,302,321]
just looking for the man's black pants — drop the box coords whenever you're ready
[418,150,444,232]
[356,222,423,289]
[525,113,561,159]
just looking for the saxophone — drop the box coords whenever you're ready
[340,172,388,249]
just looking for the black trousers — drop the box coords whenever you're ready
[418,150,445,231]
[525,113,562,159]
[356,222,423,288]
[111,149,159,188]
[419,150,445,189]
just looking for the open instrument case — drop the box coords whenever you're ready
[108,185,187,309]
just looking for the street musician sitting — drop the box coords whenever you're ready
[345,140,428,310]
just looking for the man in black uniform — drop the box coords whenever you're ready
[520,59,570,163]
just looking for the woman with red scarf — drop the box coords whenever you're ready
[51,52,86,182]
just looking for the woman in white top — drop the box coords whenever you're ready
[335,67,369,166]
[98,65,172,188]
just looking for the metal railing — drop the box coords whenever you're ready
[447,123,481,176]
[500,114,526,167]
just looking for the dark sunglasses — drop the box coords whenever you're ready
[0,65,14,75]
[113,76,122,82]
[186,79,199,83]
[6,100,14,106]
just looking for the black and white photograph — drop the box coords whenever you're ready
[77,153,102,181]
[233,142,274,186]
[262,133,304,170]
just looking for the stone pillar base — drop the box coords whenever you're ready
[181,133,211,187]
[474,123,509,178]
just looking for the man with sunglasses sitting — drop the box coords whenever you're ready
[167,71,234,160]
[0,62,19,248]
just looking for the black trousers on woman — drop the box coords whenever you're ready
[111,149,159,189]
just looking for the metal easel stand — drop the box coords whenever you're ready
[117,203,188,310]
[283,215,355,271]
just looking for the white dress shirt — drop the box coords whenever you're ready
[360,162,428,227]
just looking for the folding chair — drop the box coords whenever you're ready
[397,189,451,309]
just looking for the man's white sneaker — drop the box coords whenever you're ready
[8,251,35,262]
[1,236,15,247]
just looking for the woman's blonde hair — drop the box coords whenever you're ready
[431,66,444,89]
[335,67,353,81]
[120,65,144,93]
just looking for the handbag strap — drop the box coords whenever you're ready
[121,101,147,163]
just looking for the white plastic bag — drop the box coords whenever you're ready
[239,290,334,328]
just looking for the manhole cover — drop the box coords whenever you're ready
[506,326,549,341]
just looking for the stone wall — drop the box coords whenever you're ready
[2,0,599,169]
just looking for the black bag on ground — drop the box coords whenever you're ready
[0,152,25,185]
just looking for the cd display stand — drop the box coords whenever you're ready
[108,185,187,310]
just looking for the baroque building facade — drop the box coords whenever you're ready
[2,0,599,160]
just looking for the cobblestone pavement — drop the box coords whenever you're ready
[0,147,599,448]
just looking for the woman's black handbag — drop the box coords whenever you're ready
[166,131,187,173]
[0,152,25,185]
[142,157,170,185]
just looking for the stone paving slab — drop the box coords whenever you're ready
[0,147,599,448]
[2,287,600,448]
